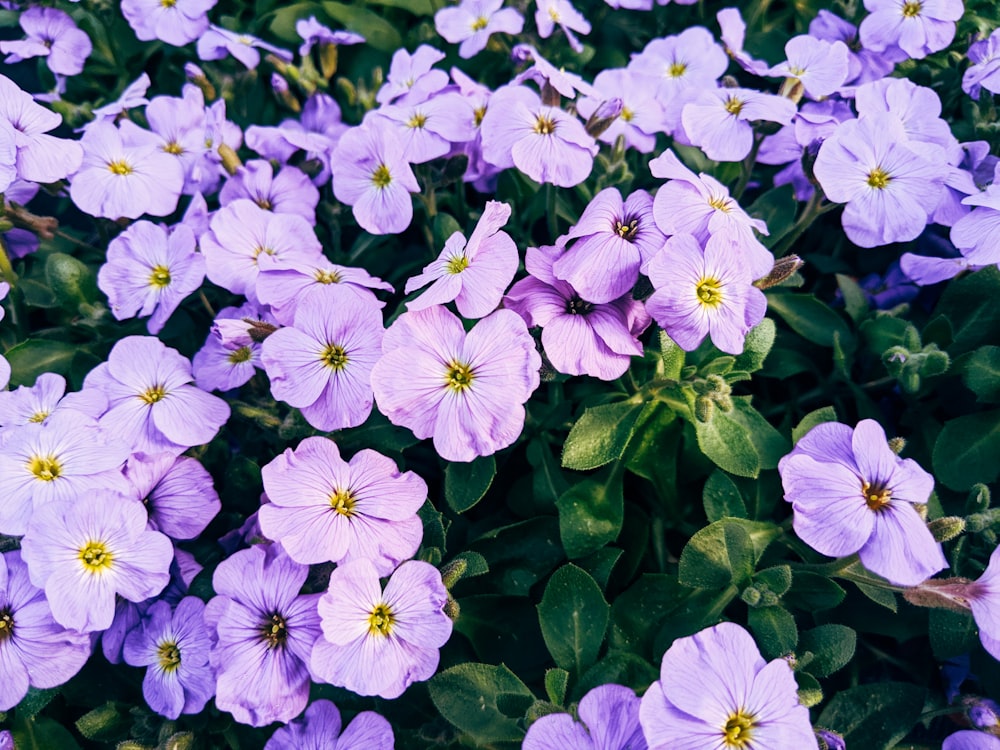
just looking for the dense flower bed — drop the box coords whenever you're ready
[1,0,1000,747]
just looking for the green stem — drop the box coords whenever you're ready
[732,134,764,201]
[772,193,838,257]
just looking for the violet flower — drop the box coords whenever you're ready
[1,6,91,76]
[859,0,963,60]
[219,160,320,223]
[524,684,647,750]
[535,0,591,53]
[296,16,365,56]
[124,453,221,540]
[372,92,475,164]
[0,372,106,430]
[809,10,900,85]
[717,8,771,76]
[90,73,151,122]
[944,731,1000,750]
[965,30,1000,98]
[435,0,524,59]
[628,28,729,104]
[197,25,292,69]
[680,87,796,163]
[264,699,394,750]
[376,45,450,105]
[0,74,83,184]
[122,0,217,46]
[576,68,663,153]
[768,35,850,99]
[192,302,270,392]
[511,44,598,99]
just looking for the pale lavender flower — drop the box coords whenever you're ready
[639,622,818,749]
[261,296,385,432]
[900,253,978,285]
[717,8,771,76]
[219,160,320,223]
[0,121,15,193]
[205,544,322,727]
[124,453,221,540]
[779,419,947,586]
[768,35,850,99]
[197,25,292,69]
[123,597,214,719]
[371,306,541,462]
[951,185,1000,266]
[965,30,1000,98]
[82,336,231,455]
[511,44,598,99]
[376,45,450,105]
[0,74,83,184]
[504,245,650,381]
[98,222,205,335]
[125,88,210,195]
[70,122,184,219]
[0,550,91,711]
[628,28,729,105]
[246,94,348,184]
[264,699,394,750]
[535,0,591,53]
[450,68,500,191]
[90,73,151,122]
[405,200,518,318]
[1,7,91,76]
[192,303,270,392]
[680,87,796,162]
[644,233,767,356]
[859,0,963,60]
[576,68,663,153]
[944,731,1000,750]
[311,559,452,699]
[435,0,524,59]
[554,188,664,303]
[372,92,475,164]
[480,85,597,188]
[0,372,106,430]
[260,436,425,572]
[296,16,365,56]
[21,494,173,633]
[122,0,217,46]
[330,120,421,235]
[809,10,900,85]
[524,684,647,750]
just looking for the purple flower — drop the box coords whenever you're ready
[1,7,91,76]
[576,68,663,153]
[779,419,947,586]
[0,409,130,535]
[628,28,729,105]
[951,186,1000,266]
[0,75,83,184]
[644,233,767,356]
[125,88,211,195]
[371,306,541,462]
[377,45,450,105]
[944,731,1000,750]
[809,10,900,85]
[220,160,320,223]
[435,0,524,59]
[405,200,518,318]
[0,550,91,711]
[261,296,384,432]
[717,8,771,76]
[122,0,216,46]
[965,30,1000,98]
[639,622,817,750]
[82,336,231,455]
[91,73,151,122]
[505,245,650,381]
[98,222,205,335]
[264,699,394,750]
[480,85,597,188]
[535,0,591,52]
[70,121,184,219]
[524,684,647,750]
[859,0,963,60]
[192,303,269,392]
[0,372,106,430]
[553,188,663,304]
[768,35,850,99]
[124,453,221,540]
[200,199,323,299]
[197,25,292,69]
[21,494,173,633]
[311,559,452,699]
[372,92,475,164]
[330,120,421,235]
[0,123,15,193]
[205,545,322,727]
[296,17,365,57]
[123,597,214,719]
[511,44,598,99]
[680,87,796,163]
[260,436,425,572]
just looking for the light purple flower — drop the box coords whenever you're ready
[91,73,151,122]
[372,306,540,462]
[511,44,599,99]
[778,419,947,586]
[524,684,647,750]
[192,302,270,392]
[123,597,214,719]
[265,699,393,750]
[0,122,15,193]
[205,544,322,727]
[0,372,106,430]
[965,29,1000,98]
[639,622,818,750]
[505,245,650,381]
[124,453,221,540]
[813,113,945,248]
[535,0,591,52]
[296,16,365,57]
[372,92,474,164]
[197,25,292,69]
[944,731,1000,750]
[628,28,729,105]
[122,0,217,46]
[405,200,518,318]
[260,436,425,572]
[644,233,767,356]
[951,186,1000,266]
[261,296,385,432]
[21,494,173,633]
[809,10,900,85]
[717,8,771,76]
[554,188,664,303]
[435,0,524,59]
[576,68,663,153]
[0,550,91,712]
[859,0,963,60]
[768,35,850,99]
[680,87,796,163]
[1,7,91,76]
[480,85,597,188]
[330,120,421,235]
[220,160,320,223]
[311,559,452,699]
[82,336,231,455]
[98,222,205,335]
[376,45,449,105]
[0,74,83,184]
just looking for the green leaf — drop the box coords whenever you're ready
[767,292,853,348]
[747,185,797,249]
[754,565,793,597]
[445,455,496,513]
[727,398,790,470]
[75,702,130,742]
[5,340,77,387]
[836,274,869,322]
[694,407,759,477]
[792,406,838,445]
[703,469,748,522]
[963,345,1000,402]
[818,683,925,749]
[933,265,1000,354]
[544,668,569,706]
[45,252,98,309]
[929,609,977,660]
[429,663,534,744]
[573,650,659,699]
[321,1,402,51]
[265,1,314,41]
[799,624,856,677]
[733,319,776,372]
[678,519,780,589]
[783,572,846,612]
[15,687,60,719]
[659,330,685,379]
[470,517,564,597]
[860,314,910,354]
[933,410,1000,490]
[555,466,624,559]
[610,574,691,657]
[576,547,622,590]
[748,605,798,659]
[12,715,81,750]
[365,0,434,13]
[562,401,647,470]
[537,564,610,676]
[853,581,898,612]
[433,213,463,248]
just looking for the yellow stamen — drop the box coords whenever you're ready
[149,265,171,288]
[330,488,356,516]
[261,613,287,648]
[696,277,724,308]
[723,710,755,747]
[157,641,181,672]
[446,255,470,274]
[163,141,184,155]
[668,61,687,78]
[139,385,166,404]
[28,455,61,481]
[0,611,13,641]
[368,603,395,636]
[620,106,634,122]
[227,346,253,364]
[902,0,922,16]
[446,361,475,392]
[407,112,427,129]
[79,541,113,573]
[372,164,392,189]
[315,268,342,285]
[28,411,49,423]
[108,160,133,176]
[533,115,556,135]
[471,16,489,30]
[867,167,891,190]
[321,343,349,371]
[863,481,892,511]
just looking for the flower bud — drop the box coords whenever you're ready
[929,516,966,542]
[0,731,12,750]
[217,143,242,176]
[444,596,461,621]
[695,396,714,423]
[798,688,823,708]
[816,728,846,750]
[753,255,804,289]
[440,558,469,590]
[541,81,560,107]
[966,697,1000,730]
[968,484,992,513]
[741,586,762,607]
[888,436,906,455]
[585,98,624,138]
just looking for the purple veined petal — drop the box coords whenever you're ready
[151,384,230,448]
[859,501,948,586]
[576,684,646,750]
[337,710,395,750]
[523,713,595,749]
[381,561,451,648]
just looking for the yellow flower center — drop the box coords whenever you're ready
[139,385,167,404]
[446,361,475,392]
[620,106,634,122]
[863,481,892,511]
[160,0,176,7]
[261,613,287,649]
[724,96,744,116]
[0,610,13,642]
[28,455,61,481]
[157,641,181,672]
[227,346,253,364]
[696,277,724,308]
[723,710,755,747]
[474,106,487,127]
[867,167,892,189]
[533,114,557,135]
[149,265,171,288]
[668,61,688,78]
[471,16,489,30]
[255,197,272,210]
[548,7,561,21]
[407,112,428,129]
[321,343,349,371]
[902,0,922,16]
[330,488,356,516]
[28,411,49,423]
[163,141,184,155]
[446,255,470,274]
[615,218,639,241]
[108,160,133,176]
[315,268,342,284]
[368,603,395,636]
[79,541,113,573]
[372,164,392,189]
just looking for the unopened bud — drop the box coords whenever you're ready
[444,597,460,621]
[760,590,780,606]
[585,98,623,138]
[929,516,966,542]
[778,77,805,104]
[163,732,195,750]
[705,373,730,395]
[320,43,339,79]
[217,143,242,175]
[902,577,974,613]
[721,75,739,88]
[741,586,762,607]
[802,140,822,187]
[271,74,301,113]
[0,731,12,750]
[922,348,950,376]
[888,436,906,455]
[816,728,846,750]
[714,394,734,412]
[184,63,216,99]
[440,558,468,590]
[967,484,991,514]
[541,81,560,107]
[798,688,823,708]
[695,396,714,423]
[753,255,804,289]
